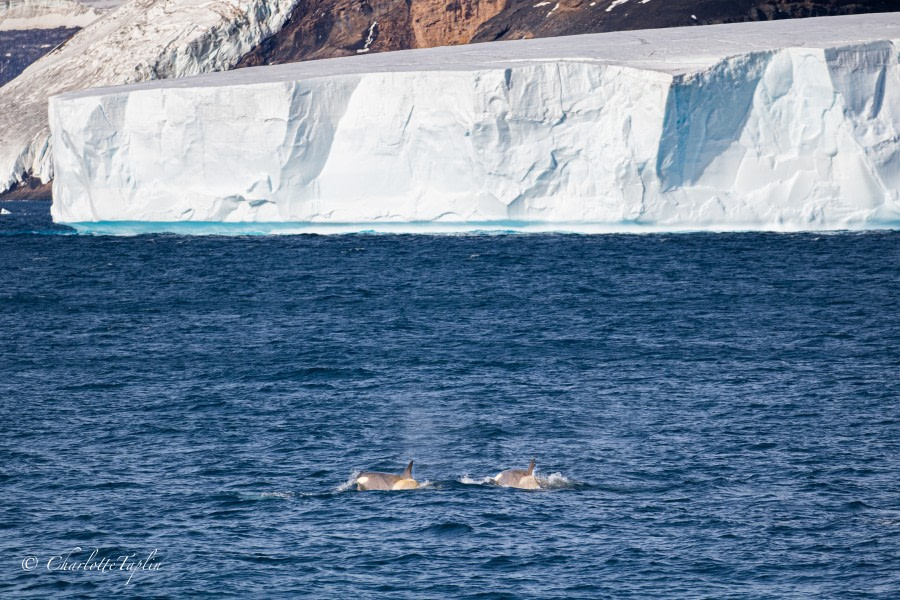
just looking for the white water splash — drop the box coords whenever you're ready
[458,475,494,485]
[258,491,294,499]
[538,472,575,489]
[335,471,360,492]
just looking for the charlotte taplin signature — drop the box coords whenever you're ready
[21,547,162,585]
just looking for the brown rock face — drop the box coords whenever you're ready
[237,0,508,68]
[0,176,52,201]
[237,1,409,65]
[410,0,507,48]
[237,0,900,69]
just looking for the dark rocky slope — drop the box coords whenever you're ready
[0,176,51,200]
[0,27,78,87]
[474,0,900,42]
[237,0,506,67]
[238,0,900,67]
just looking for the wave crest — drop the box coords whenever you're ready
[458,475,494,485]
[335,471,360,492]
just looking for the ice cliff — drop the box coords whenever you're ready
[50,14,900,232]
[0,0,107,31]
[0,0,299,194]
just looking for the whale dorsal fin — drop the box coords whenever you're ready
[402,461,414,479]
[527,458,535,475]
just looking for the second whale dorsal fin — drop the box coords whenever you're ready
[527,458,535,475]
[402,461,414,479]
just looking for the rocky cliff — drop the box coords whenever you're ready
[237,0,507,67]
[238,0,900,67]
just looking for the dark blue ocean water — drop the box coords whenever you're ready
[1,202,899,598]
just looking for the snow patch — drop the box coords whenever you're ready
[356,20,377,54]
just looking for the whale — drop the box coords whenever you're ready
[493,458,540,489]
[355,461,419,491]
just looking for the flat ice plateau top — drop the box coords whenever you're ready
[51,14,900,232]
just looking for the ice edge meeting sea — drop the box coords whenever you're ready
[49,15,900,234]
[58,220,900,236]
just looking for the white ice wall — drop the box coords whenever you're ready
[50,16,900,231]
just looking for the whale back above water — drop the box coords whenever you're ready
[494,458,540,489]
[356,461,419,491]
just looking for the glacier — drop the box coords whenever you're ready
[50,14,900,232]
[0,0,299,194]
[0,0,107,31]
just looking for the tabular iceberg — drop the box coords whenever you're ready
[50,14,900,232]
